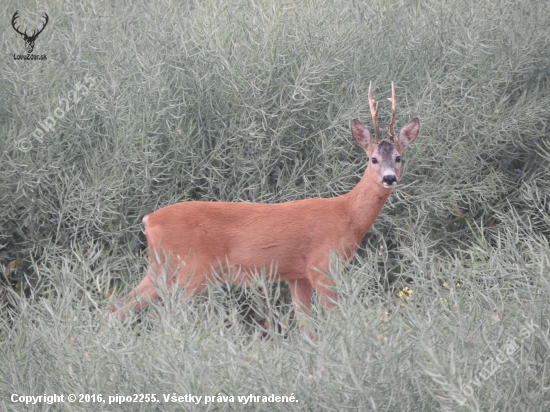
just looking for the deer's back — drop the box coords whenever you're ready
[143,198,355,276]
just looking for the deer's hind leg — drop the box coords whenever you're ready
[105,252,205,321]
[307,266,337,310]
[288,279,313,314]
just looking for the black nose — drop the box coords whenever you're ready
[382,175,397,185]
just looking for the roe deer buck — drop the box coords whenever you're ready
[106,82,419,321]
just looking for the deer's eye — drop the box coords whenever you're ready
[371,158,378,164]
[395,156,401,163]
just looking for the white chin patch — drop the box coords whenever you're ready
[382,182,397,188]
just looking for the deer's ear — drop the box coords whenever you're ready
[395,117,419,153]
[351,119,374,151]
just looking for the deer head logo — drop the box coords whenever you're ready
[12,11,49,54]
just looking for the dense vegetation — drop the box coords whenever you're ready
[1,0,549,410]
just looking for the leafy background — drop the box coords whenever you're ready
[1,0,549,410]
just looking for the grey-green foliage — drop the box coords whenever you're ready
[1,0,549,410]
[2,0,549,251]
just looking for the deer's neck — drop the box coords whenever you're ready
[344,167,393,238]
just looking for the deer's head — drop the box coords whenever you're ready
[12,11,49,54]
[351,82,420,189]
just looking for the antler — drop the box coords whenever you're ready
[11,11,26,36]
[11,11,48,39]
[368,82,380,140]
[387,82,396,140]
[33,13,49,39]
